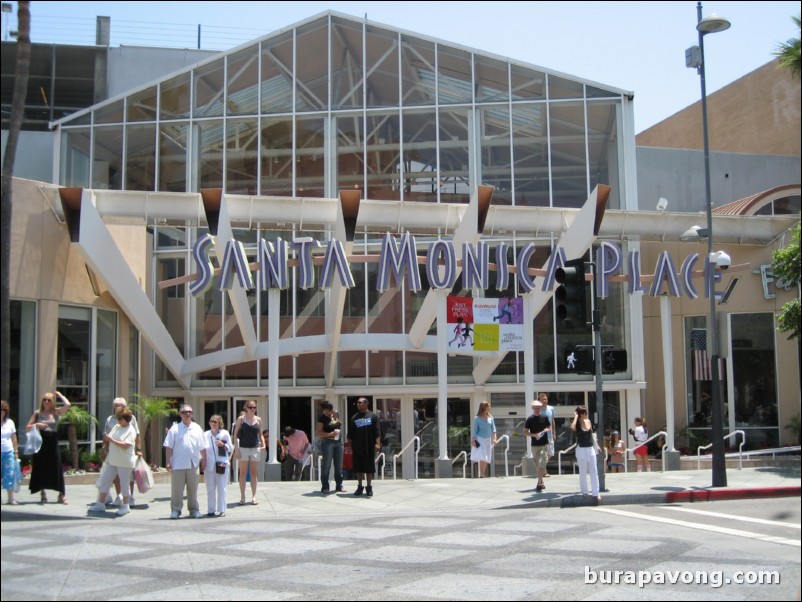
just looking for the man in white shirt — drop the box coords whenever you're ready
[164,404,206,519]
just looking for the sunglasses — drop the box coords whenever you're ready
[247,406,256,410]
[209,419,219,424]
[181,410,193,415]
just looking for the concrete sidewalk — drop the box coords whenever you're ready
[2,465,799,519]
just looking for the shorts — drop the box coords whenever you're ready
[532,446,549,472]
[634,444,648,457]
[238,447,260,462]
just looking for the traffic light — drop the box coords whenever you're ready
[563,347,593,373]
[602,348,628,374]
[554,258,587,329]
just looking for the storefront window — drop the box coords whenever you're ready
[9,300,36,425]
[731,313,779,448]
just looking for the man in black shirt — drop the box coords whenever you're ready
[523,400,551,492]
[348,398,382,497]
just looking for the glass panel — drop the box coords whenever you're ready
[400,35,435,106]
[510,64,545,101]
[548,74,583,99]
[260,31,294,114]
[57,305,91,409]
[731,313,778,448]
[226,118,259,194]
[125,123,156,191]
[193,287,223,385]
[194,58,225,118]
[295,18,329,112]
[365,110,401,200]
[331,16,363,109]
[587,85,620,99]
[127,86,158,122]
[401,108,437,203]
[512,103,548,207]
[224,288,258,386]
[60,128,91,187]
[406,351,437,382]
[587,101,621,210]
[479,105,512,205]
[374,398,401,476]
[365,25,399,108]
[549,102,587,208]
[155,257,185,386]
[335,112,363,192]
[437,45,472,105]
[226,45,259,116]
[475,55,508,103]
[196,119,224,190]
[159,122,188,192]
[684,315,728,445]
[438,107,471,204]
[160,72,191,120]
[94,99,124,125]
[92,125,123,190]
[296,117,325,197]
[260,118,293,196]
[96,309,117,426]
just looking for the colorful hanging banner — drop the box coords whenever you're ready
[447,296,523,352]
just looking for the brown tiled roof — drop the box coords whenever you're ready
[712,184,801,216]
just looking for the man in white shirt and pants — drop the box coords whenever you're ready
[164,404,206,519]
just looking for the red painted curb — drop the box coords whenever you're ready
[665,486,801,503]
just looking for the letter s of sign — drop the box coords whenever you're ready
[190,233,215,296]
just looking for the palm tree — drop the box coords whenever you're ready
[130,395,177,464]
[775,15,801,79]
[58,406,98,469]
[1,2,31,404]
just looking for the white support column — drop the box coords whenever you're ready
[523,292,536,459]
[265,288,282,481]
[660,295,676,452]
[435,290,452,477]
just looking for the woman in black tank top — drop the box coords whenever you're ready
[232,402,264,505]
[570,406,601,501]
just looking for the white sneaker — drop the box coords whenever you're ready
[104,494,114,505]
[170,510,181,519]
[128,495,136,506]
[88,502,106,513]
[111,494,124,507]
[190,511,201,519]
[116,504,130,516]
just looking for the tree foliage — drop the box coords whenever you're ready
[775,14,801,79]
[129,395,177,463]
[772,223,801,339]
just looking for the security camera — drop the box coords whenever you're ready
[710,250,731,270]
[656,197,668,212]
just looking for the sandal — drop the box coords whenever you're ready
[40,493,48,503]
[58,495,69,505]
[238,499,246,506]
[251,499,258,505]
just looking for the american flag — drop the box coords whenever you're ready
[691,328,711,381]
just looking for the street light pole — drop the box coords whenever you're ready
[693,2,730,487]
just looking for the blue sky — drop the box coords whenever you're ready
[4,1,799,133]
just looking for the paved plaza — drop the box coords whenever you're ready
[1,467,799,601]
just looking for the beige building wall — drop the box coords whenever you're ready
[9,177,149,404]
[640,238,800,448]
[636,59,801,157]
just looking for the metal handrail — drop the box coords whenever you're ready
[451,450,468,478]
[393,435,420,480]
[627,430,668,473]
[697,430,746,470]
[558,443,577,475]
[374,452,386,480]
[495,435,510,477]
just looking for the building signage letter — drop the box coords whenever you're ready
[680,252,699,299]
[462,241,489,290]
[291,237,320,289]
[627,251,648,294]
[259,237,289,290]
[596,241,622,300]
[649,250,681,297]
[189,233,216,296]
[426,240,457,290]
[320,239,355,288]
[377,232,420,292]
[494,242,510,291]
[218,240,253,291]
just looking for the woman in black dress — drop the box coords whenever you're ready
[26,391,71,504]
